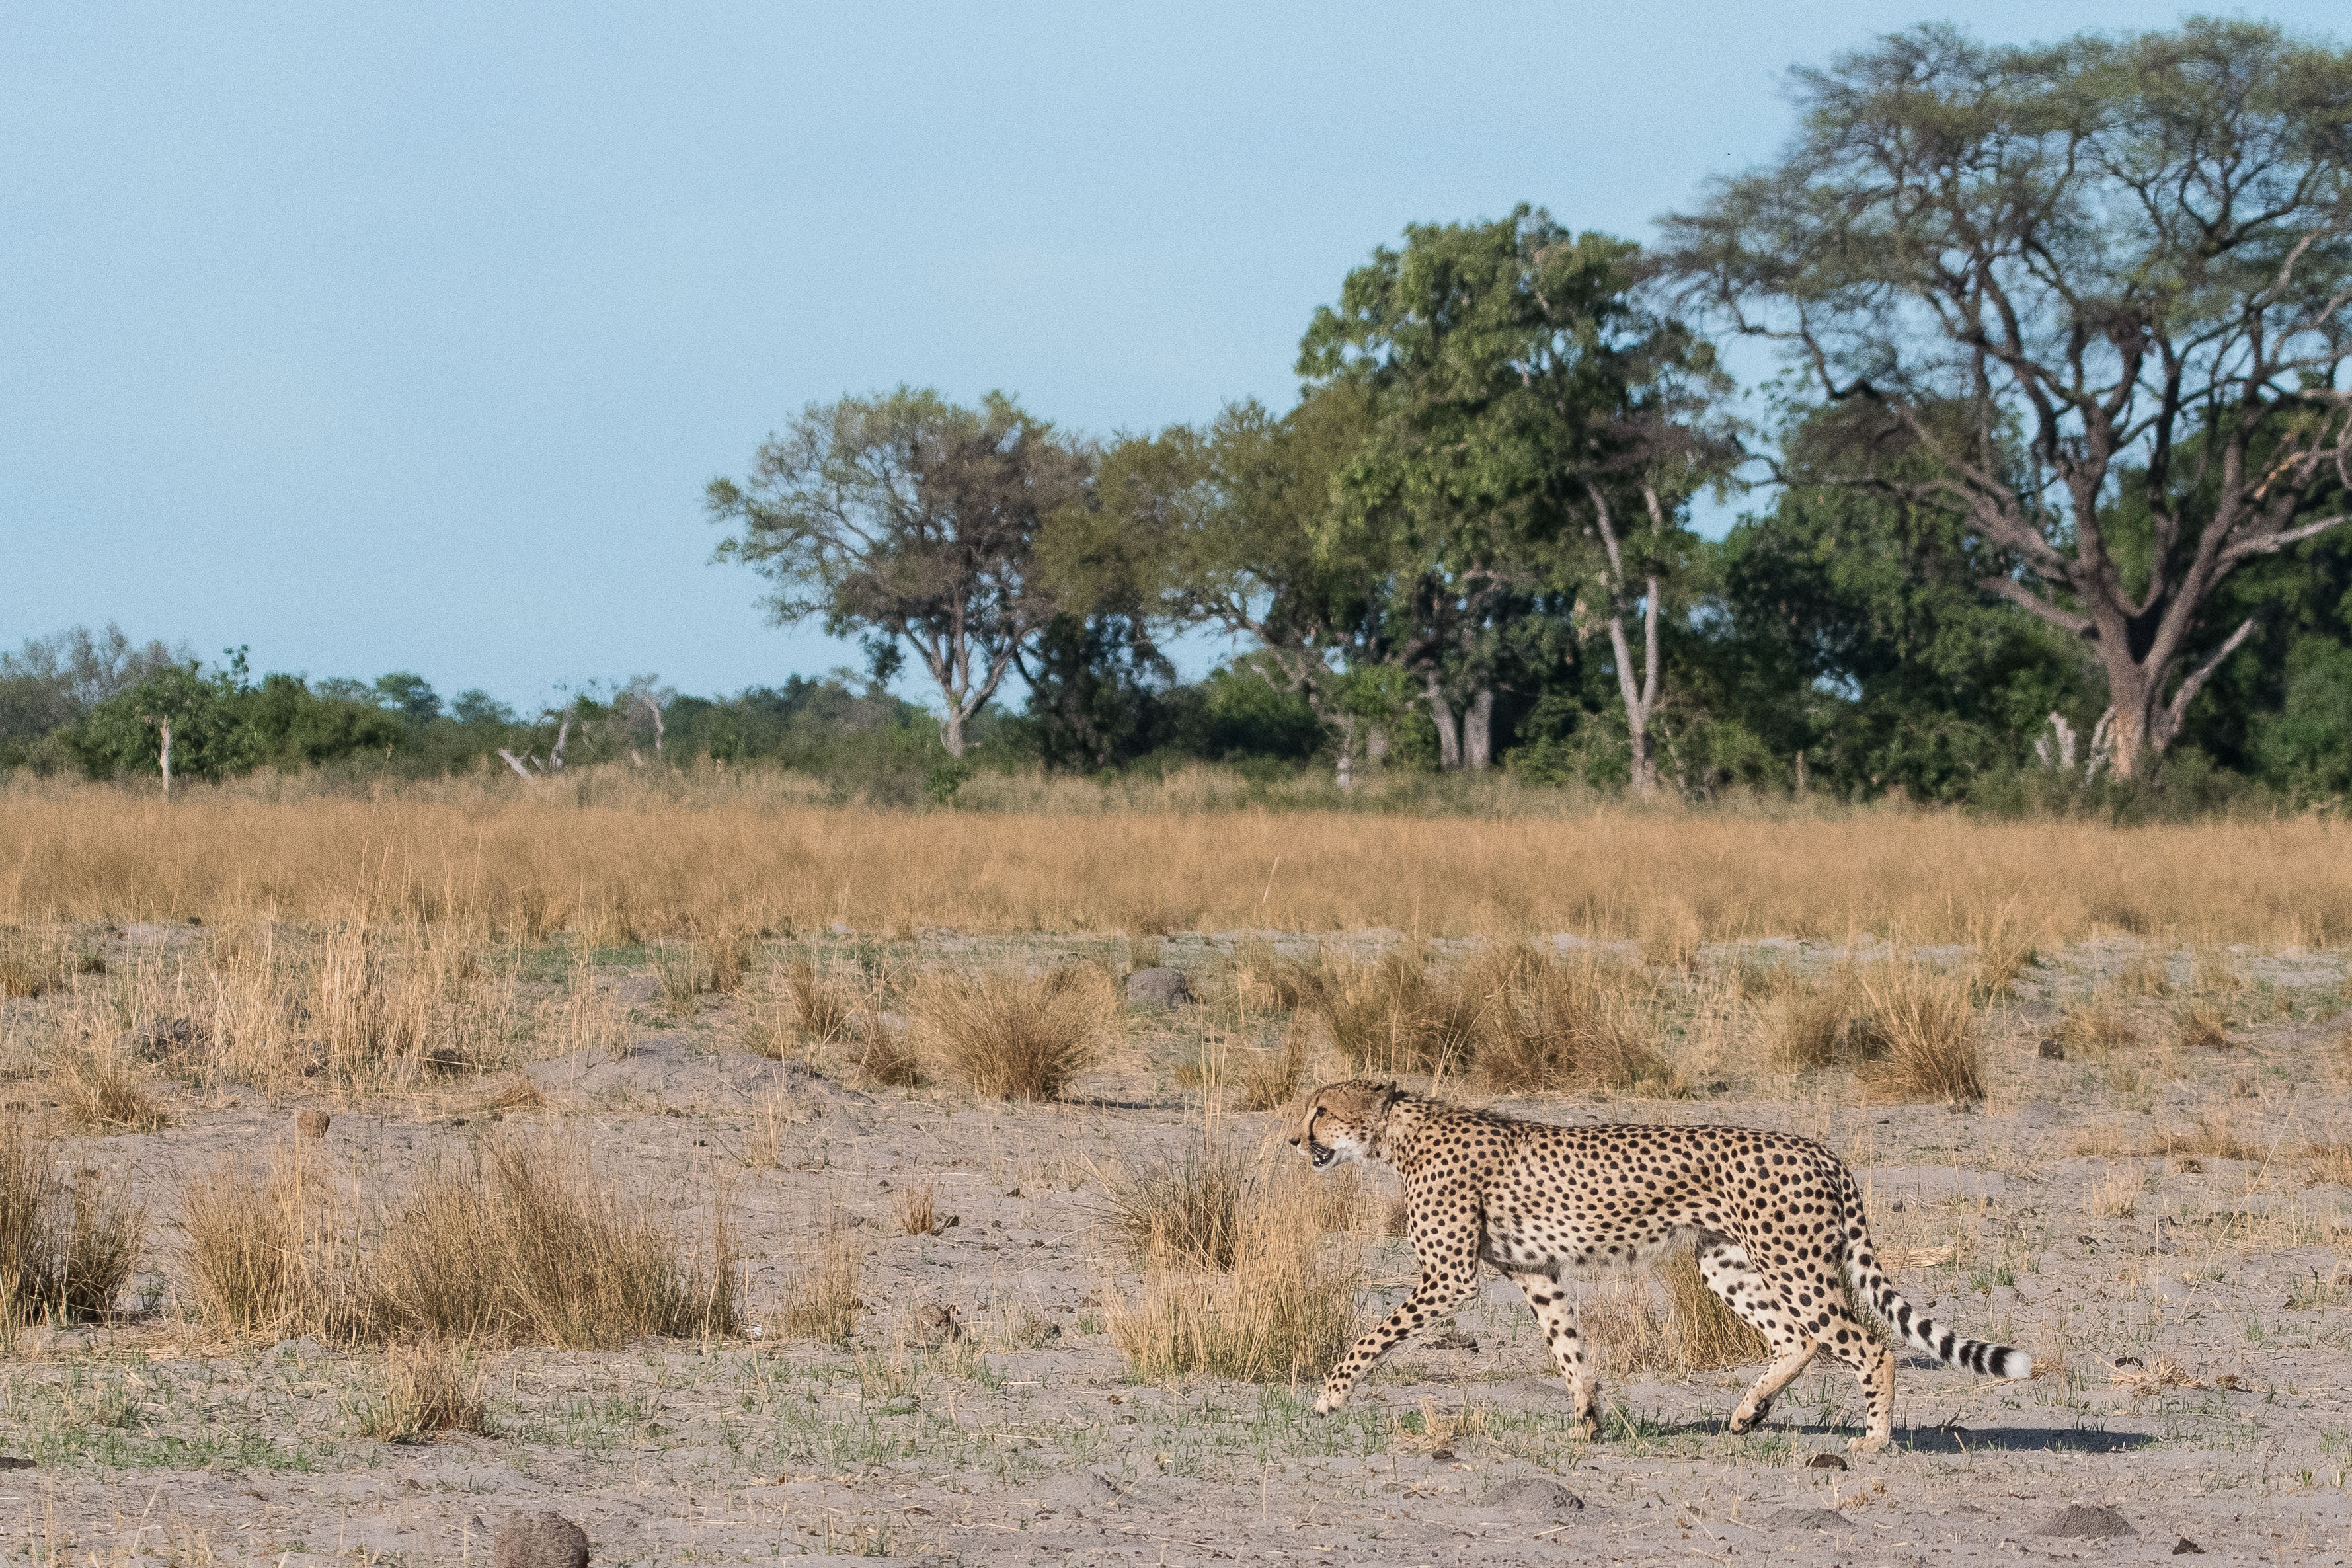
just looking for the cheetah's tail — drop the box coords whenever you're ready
[1837,1170,2032,1380]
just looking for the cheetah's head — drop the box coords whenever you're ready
[1287,1080,1401,1170]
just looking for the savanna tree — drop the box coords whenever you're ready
[1666,19,2352,779]
[1300,208,1729,783]
[707,389,1092,758]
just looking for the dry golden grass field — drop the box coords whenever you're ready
[1,774,2350,1565]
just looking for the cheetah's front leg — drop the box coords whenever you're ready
[1312,1261,1477,1416]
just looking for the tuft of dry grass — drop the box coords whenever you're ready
[1109,1173,1361,1384]
[1107,1145,1246,1272]
[356,1341,489,1440]
[2117,951,2174,997]
[1764,970,1883,1072]
[1128,935,1164,973]
[2304,1141,2352,1187]
[2086,1168,2142,1218]
[1235,1015,1312,1112]
[180,1151,355,1336]
[894,1181,943,1236]
[2174,1000,2234,1049]
[914,968,1115,1101]
[2058,996,2142,1055]
[652,941,713,1016]
[368,1140,739,1348]
[483,1076,547,1113]
[770,1235,863,1344]
[1969,905,2040,998]
[55,1052,169,1132]
[704,921,760,995]
[0,930,65,999]
[1473,945,1668,1093]
[853,1011,922,1088]
[0,1123,142,1325]
[789,957,860,1044]
[1576,1248,1768,1375]
[1660,1249,1772,1369]
[1856,962,1984,1102]
[1308,949,1483,1078]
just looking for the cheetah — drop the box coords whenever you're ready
[1288,1080,2030,1452]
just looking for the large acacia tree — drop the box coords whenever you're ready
[707,389,1091,758]
[1666,19,2352,778]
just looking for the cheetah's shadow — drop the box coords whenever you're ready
[1641,1419,2157,1455]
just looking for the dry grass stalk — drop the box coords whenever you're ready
[770,1235,863,1344]
[15,777,2352,947]
[1579,1273,1676,1376]
[914,968,1115,1101]
[854,1012,921,1087]
[1575,1248,1768,1374]
[0,930,65,999]
[358,1341,489,1440]
[1969,906,2040,998]
[1315,949,1485,1079]
[483,1076,547,1113]
[1109,1175,1360,1384]
[1473,945,1668,1093]
[1659,1249,1771,1369]
[651,941,713,1017]
[789,957,859,1044]
[895,1181,943,1237]
[1235,1015,1312,1112]
[1856,963,1984,1102]
[2305,1142,2352,1187]
[1128,935,1164,973]
[2087,1169,2142,1218]
[1107,1146,1246,1272]
[2174,1001,2234,1049]
[0,1123,141,1325]
[179,1149,365,1338]
[56,1052,169,1132]
[1765,970,1882,1072]
[369,1141,738,1348]
[2117,952,2174,997]
[2058,998,2141,1055]
[2111,1356,2201,1400]
[704,921,760,995]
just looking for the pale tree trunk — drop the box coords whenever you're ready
[914,607,1020,760]
[1423,674,1461,771]
[157,719,172,798]
[2087,614,2257,781]
[1588,485,1665,797]
[1462,689,1494,772]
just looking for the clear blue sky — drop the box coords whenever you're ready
[6,4,2341,713]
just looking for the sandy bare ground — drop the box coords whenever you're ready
[3,929,2349,1566]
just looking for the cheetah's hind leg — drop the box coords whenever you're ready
[1694,1239,1815,1435]
[1506,1269,1598,1439]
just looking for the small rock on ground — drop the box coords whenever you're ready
[1768,1508,1852,1530]
[297,1109,330,1139]
[2037,1503,2136,1539]
[1124,968,1193,1009]
[494,1511,589,1568]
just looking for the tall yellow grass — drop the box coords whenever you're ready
[4,772,2348,943]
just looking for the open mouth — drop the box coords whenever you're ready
[1308,1142,1336,1169]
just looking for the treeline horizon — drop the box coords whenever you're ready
[9,19,2351,817]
